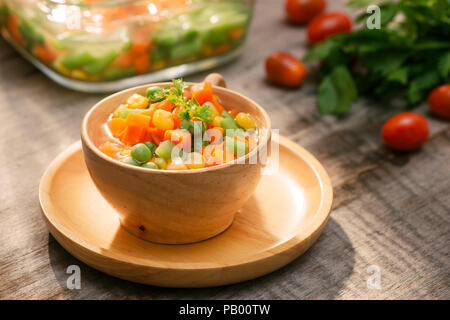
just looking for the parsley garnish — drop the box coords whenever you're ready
[147,79,213,126]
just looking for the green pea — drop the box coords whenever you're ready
[152,29,180,48]
[102,66,136,81]
[143,142,156,154]
[151,48,165,63]
[141,162,159,169]
[120,157,140,166]
[204,26,229,46]
[169,38,201,61]
[60,51,95,70]
[131,143,152,163]
[145,86,165,103]
[155,140,175,161]
[82,50,118,76]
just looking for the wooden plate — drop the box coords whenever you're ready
[39,136,333,288]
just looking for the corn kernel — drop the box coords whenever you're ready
[235,112,256,130]
[153,157,167,169]
[54,61,72,77]
[127,93,149,109]
[213,116,224,128]
[71,69,89,80]
[153,60,166,70]
[152,109,174,131]
[185,152,205,169]
[166,157,188,170]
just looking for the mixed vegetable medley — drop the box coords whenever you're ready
[0,0,252,82]
[98,79,259,170]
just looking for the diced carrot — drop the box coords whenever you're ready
[228,109,239,118]
[148,127,165,145]
[172,105,183,128]
[142,127,154,143]
[112,52,133,68]
[212,95,225,114]
[34,44,57,65]
[126,113,151,128]
[152,99,175,112]
[215,44,230,55]
[130,28,151,56]
[191,81,213,105]
[99,141,124,159]
[202,45,214,56]
[139,108,154,117]
[202,144,217,161]
[230,28,244,40]
[206,127,224,144]
[108,118,127,137]
[130,41,151,57]
[205,145,234,167]
[133,53,150,74]
[7,16,23,44]
[120,125,147,145]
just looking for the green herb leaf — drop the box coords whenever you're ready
[303,38,338,62]
[317,66,358,115]
[438,51,450,80]
[407,69,440,104]
[386,67,409,84]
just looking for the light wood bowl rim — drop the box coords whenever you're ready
[81,82,272,174]
[39,136,333,271]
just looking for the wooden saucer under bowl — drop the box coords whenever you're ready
[39,136,333,288]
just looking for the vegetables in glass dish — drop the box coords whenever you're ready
[0,0,253,92]
[98,78,259,170]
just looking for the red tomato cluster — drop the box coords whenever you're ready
[267,0,448,152]
[381,85,449,151]
[266,1,352,88]
[285,0,352,44]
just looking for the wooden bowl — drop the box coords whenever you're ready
[81,74,271,244]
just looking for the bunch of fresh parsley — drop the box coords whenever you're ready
[304,0,450,115]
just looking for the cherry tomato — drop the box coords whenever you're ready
[285,0,326,24]
[265,52,308,87]
[382,112,429,151]
[428,84,450,119]
[307,12,352,44]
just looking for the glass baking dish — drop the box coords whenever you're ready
[0,0,254,92]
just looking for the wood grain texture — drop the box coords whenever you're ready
[0,0,449,299]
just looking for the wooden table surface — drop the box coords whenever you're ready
[0,0,449,300]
